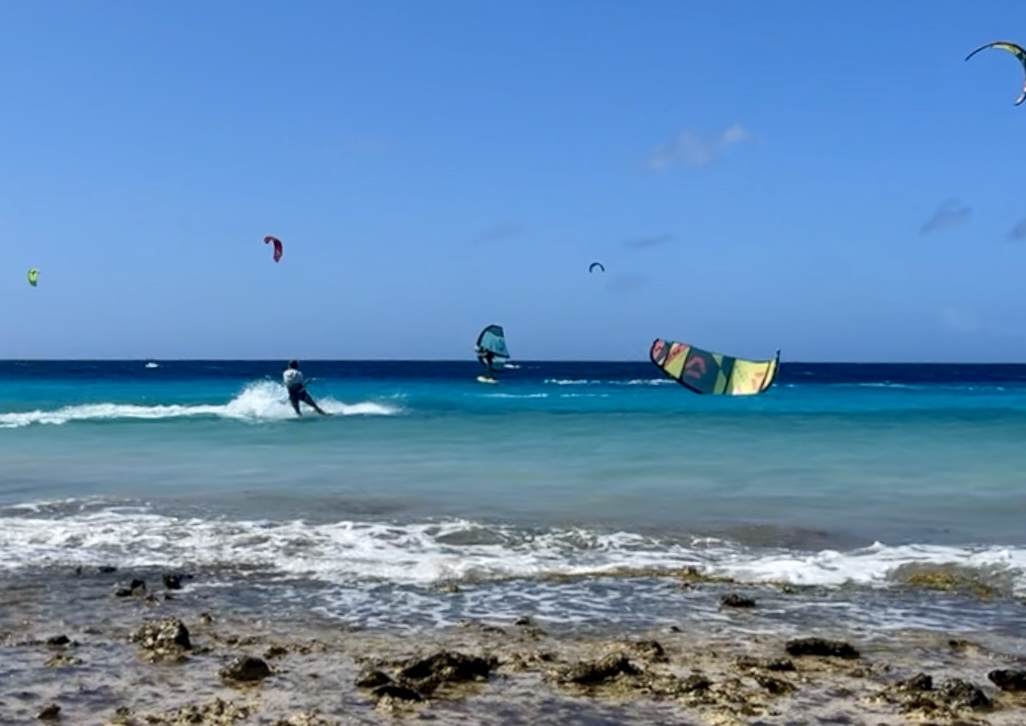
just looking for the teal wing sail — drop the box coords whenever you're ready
[475,324,510,368]
[475,324,509,357]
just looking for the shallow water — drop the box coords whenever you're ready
[1,360,1025,635]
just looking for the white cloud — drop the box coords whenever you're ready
[1007,217,1026,241]
[622,233,675,251]
[648,124,753,170]
[474,222,524,243]
[920,200,971,235]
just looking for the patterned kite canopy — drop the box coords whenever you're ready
[966,41,1026,106]
[263,235,283,263]
[649,338,780,396]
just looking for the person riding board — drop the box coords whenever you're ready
[477,348,498,378]
[283,360,329,416]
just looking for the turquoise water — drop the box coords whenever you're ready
[1,360,1024,632]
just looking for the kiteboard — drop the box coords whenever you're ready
[476,375,498,385]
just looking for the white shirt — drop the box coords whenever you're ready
[283,368,305,390]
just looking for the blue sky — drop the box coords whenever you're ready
[2,1,1026,361]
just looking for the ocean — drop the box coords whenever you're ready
[1,359,1025,643]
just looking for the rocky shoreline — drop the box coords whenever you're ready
[1,567,1025,725]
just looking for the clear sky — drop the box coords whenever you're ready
[2,0,1025,362]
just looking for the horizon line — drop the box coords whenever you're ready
[0,358,1024,366]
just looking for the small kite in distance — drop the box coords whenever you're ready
[965,41,1026,105]
[27,269,39,287]
[264,235,283,263]
[589,262,605,273]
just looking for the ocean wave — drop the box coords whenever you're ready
[482,393,549,399]
[1,504,1022,596]
[543,378,673,387]
[0,380,400,428]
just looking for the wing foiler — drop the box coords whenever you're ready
[649,338,780,396]
[474,324,510,383]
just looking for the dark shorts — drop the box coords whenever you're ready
[287,386,313,405]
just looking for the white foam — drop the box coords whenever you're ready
[693,540,1026,595]
[1,507,1023,596]
[543,378,673,387]
[0,380,400,428]
[482,393,549,399]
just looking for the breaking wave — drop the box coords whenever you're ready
[0,381,400,428]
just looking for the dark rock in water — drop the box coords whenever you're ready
[45,653,80,668]
[45,635,70,647]
[624,639,667,663]
[988,668,1026,692]
[641,672,713,699]
[114,578,147,598]
[735,655,795,672]
[98,565,117,573]
[720,593,756,608]
[142,698,251,723]
[161,573,183,590]
[223,634,260,647]
[36,703,60,721]
[938,678,990,709]
[263,644,289,659]
[893,673,933,693]
[514,616,531,626]
[948,638,982,654]
[129,617,191,658]
[372,684,423,702]
[457,619,506,636]
[355,665,392,689]
[519,625,547,639]
[753,673,795,695]
[557,652,640,685]
[677,674,711,693]
[878,673,934,712]
[398,650,496,688]
[502,649,556,672]
[220,655,272,683]
[199,612,215,625]
[785,637,860,660]
[892,677,991,718]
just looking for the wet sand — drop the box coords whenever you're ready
[2,567,1025,725]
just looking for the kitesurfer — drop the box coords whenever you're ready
[283,360,329,416]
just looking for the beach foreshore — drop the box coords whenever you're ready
[1,566,1025,725]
